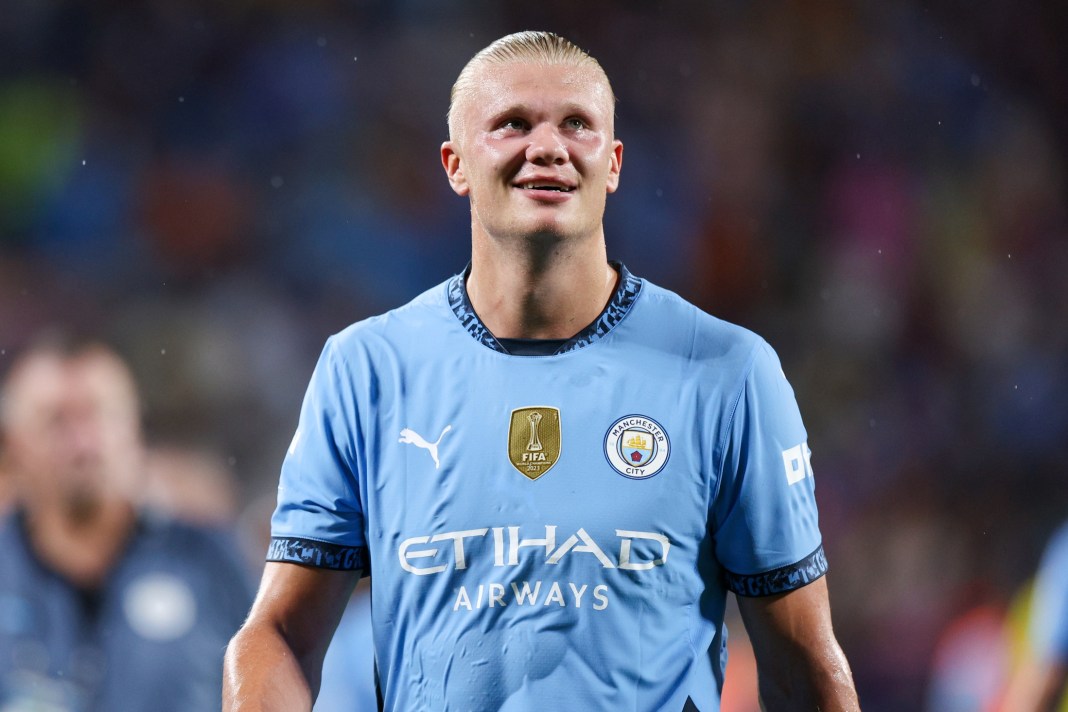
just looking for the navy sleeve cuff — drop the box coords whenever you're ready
[266,536,367,571]
[724,545,828,597]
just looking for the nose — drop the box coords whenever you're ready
[67,414,104,460]
[525,123,568,165]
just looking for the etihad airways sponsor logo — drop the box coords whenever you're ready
[452,580,609,612]
[397,525,671,576]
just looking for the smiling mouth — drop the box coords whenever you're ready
[514,182,575,193]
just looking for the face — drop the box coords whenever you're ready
[442,60,623,245]
[1,350,143,516]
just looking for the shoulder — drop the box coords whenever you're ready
[136,511,252,580]
[0,512,28,570]
[0,511,17,541]
[633,278,768,370]
[327,277,455,358]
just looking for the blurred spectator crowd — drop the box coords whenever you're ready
[1,1,1066,709]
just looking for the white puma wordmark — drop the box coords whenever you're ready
[399,425,452,469]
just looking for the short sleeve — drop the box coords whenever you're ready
[1029,523,1068,662]
[711,339,826,596]
[268,337,368,572]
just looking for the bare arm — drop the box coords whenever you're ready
[223,562,359,712]
[737,576,860,711]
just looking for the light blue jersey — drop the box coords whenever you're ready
[269,265,826,712]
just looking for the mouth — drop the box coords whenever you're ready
[513,182,576,193]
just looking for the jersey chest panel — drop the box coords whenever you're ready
[358,337,725,657]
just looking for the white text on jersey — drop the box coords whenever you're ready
[452,581,610,611]
[782,441,814,485]
[398,525,671,575]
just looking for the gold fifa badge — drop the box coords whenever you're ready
[508,406,562,480]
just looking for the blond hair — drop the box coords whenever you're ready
[447,31,615,140]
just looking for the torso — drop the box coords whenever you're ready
[272,266,822,711]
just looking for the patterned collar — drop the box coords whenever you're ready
[447,262,643,356]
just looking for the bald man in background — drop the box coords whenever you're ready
[0,336,254,711]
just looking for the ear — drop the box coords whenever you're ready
[605,139,623,194]
[441,141,469,197]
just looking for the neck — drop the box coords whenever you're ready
[467,228,618,340]
[24,497,137,590]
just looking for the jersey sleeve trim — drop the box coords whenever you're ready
[723,544,827,597]
[266,536,367,571]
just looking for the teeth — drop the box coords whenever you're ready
[520,183,570,191]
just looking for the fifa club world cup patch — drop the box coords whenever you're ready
[603,415,670,479]
[508,406,562,480]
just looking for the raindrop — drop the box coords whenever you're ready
[81,160,86,165]
[271,175,284,189]
[856,153,860,159]
[970,73,980,87]
[317,37,327,48]
[178,96,185,103]
[160,349,167,356]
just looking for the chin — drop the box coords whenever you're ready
[520,225,571,243]
[63,489,105,524]
[510,215,591,242]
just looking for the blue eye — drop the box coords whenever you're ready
[565,118,587,130]
[500,119,527,131]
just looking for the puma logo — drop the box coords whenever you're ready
[399,425,453,469]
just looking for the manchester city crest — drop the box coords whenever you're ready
[508,406,562,480]
[604,415,670,479]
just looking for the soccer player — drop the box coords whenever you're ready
[0,336,255,710]
[224,31,859,711]
[1001,520,1068,711]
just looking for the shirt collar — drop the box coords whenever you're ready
[446,261,643,356]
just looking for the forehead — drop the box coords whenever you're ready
[459,60,614,125]
[3,352,136,422]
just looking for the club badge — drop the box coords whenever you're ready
[508,406,562,480]
[604,415,670,479]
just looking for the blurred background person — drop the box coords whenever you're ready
[0,334,255,711]
[1000,520,1068,712]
